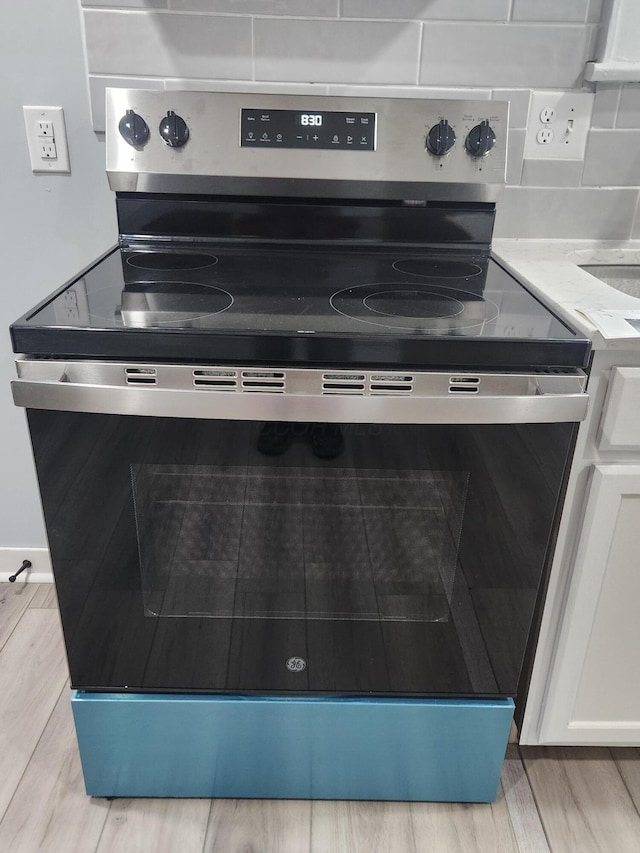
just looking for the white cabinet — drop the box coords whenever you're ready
[538,465,640,744]
[521,356,640,745]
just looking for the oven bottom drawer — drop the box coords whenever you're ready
[71,691,513,802]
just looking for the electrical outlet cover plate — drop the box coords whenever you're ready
[23,106,70,173]
[524,91,594,160]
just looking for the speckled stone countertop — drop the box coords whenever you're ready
[492,239,640,350]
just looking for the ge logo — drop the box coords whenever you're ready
[286,656,307,673]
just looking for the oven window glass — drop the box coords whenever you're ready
[132,462,469,622]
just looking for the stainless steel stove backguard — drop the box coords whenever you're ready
[106,89,508,202]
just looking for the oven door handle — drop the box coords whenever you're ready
[11,363,589,424]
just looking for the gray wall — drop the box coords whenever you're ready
[0,1,116,546]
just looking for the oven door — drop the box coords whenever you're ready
[15,363,586,698]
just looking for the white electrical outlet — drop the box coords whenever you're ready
[524,91,594,160]
[23,106,70,173]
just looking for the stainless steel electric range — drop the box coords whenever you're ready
[10,90,590,802]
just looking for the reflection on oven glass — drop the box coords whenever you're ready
[131,459,469,624]
[257,423,344,459]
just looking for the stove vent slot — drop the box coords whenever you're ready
[322,373,366,394]
[449,376,480,394]
[241,370,285,393]
[193,369,238,390]
[370,374,414,394]
[125,367,157,385]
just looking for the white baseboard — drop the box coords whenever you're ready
[0,547,53,583]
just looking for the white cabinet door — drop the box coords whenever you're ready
[538,465,640,744]
[598,368,640,451]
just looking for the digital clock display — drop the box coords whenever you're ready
[297,113,323,127]
[240,108,375,150]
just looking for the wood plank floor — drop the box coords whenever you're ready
[1,582,639,853]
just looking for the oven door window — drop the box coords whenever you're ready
[27,412,575,697]
[132,459,468,623]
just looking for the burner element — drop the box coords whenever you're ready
[392,259,483,279]
[117,282,233,327]
[331,282,498,333]
[126,253,218,271]
[364,290,464,320]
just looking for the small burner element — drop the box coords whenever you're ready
[126,253,218,271]
[392,259,483,279]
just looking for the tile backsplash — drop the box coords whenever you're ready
[81,0,640,240]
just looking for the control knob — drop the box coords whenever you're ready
[426,119,456,156]
[159,110,189,148]
[465,120,496,157]
[118,109,149,147]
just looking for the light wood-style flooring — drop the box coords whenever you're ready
[1,581,639,853]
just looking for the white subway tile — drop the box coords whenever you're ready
[521,159,583,187]
[82,1,167,7]
[164,79,330,95]
[89,75,164,132]
[629,196,640,238]
[511,0,588,23]
[84,10,252,79]
[494,187,638,239]
[616,84,640,128]
[168,0,338,15]
[587,0,604,23]
[582,129,640,185]
[254,18,421,84]
[420,23,593,88]
[340,0,509,20]
[492,89,531,128]
[326,85,491,99]
[592,83,622,128]
[505,129,525,185]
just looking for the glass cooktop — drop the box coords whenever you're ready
[11,243,590,369]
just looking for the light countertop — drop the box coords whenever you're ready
[492,239,640,350]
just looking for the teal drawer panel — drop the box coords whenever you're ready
[72,692,513,802]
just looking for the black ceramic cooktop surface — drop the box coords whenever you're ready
[11,243,590,368]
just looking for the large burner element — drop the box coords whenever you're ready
[118,282,232,327]
[364,290,464,320]
[126,253,218,271]
[330,283,498,333]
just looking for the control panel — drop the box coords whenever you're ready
[240,109,375,150]
[106,89,508,202]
